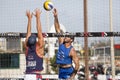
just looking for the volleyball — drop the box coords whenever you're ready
[43,1,53,11]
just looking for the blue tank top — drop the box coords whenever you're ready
[56,44,73,64]
[26,44,43,73]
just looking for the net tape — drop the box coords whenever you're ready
[0,32,120,38]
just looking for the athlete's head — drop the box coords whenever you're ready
[70,36,74,42]
[63,32,74,43]
[27,34,37,47]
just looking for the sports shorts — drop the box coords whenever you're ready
[59,66,74,79]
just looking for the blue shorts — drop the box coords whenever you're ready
[59,66,74,79]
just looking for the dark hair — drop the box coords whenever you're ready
[65,32,74,41]
[27,34,36,47]
[70,36,74,41]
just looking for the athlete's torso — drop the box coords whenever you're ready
[26,44,43,73]
[56,43,73,64]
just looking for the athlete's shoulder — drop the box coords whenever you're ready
[70,47,76,55]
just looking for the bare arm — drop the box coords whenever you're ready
[34,9,44,48]
[25,10,32,48]
[70,48,79,79]
[53,8,64,44]
[34,8,44,57]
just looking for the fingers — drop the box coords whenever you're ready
[27,8,57,17]
[35,8,42,13]
[33,8,42,17]
[26,10,30,16]
[52,8,58,17]
[53,8,56,13]
[26,8,42,18]
[26,10,33,19]
[54,8,57,12]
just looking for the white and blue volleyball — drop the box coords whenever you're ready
[43,1,53,11]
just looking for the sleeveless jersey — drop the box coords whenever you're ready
[26,45,43,73]
[56,44,73,64]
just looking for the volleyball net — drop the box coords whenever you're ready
[0,0,120,79]
[0,32,120,38]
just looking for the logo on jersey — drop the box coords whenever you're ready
[28,55,34,60]
[57,50,65,60]
[27,61,36,67]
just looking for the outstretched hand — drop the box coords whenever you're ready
[53,8,58,17]
[26,10,32,19]
[33,8,42,18]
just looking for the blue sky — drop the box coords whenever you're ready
[0,0,120,43]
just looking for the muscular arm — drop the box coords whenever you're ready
[53,8,64,44]
[70,48,79,79]
[36,9,44,48]
[35,9,44,56]
[25,10,32,48]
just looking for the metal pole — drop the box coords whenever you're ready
[83,0,89,80]
[109,0,115,79]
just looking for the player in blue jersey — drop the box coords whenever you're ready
[24,8,44,80]
[53,8,79,80]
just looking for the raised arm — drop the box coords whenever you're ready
[53,8,64,44]
[25,10,32,48]
[34,8,44,51]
